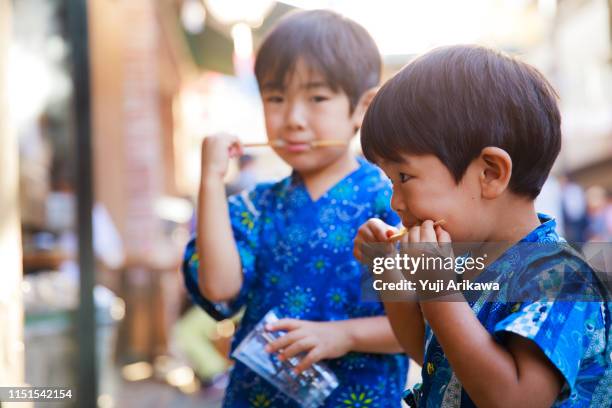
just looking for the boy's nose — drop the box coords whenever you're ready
[390,189,405,213]
[284,101,307,131]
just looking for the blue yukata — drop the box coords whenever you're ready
[404,214,612,407]
[183,158,408,408]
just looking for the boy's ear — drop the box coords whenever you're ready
[351,87,379,129]
[478,147,512,199]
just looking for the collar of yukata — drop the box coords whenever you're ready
[519,213,558,243]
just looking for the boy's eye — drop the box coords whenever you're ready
[265,95,284,103]
[310,95,329,103]
[399,173,412,183]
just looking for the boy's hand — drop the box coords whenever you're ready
[265,319,353,374]
[201,134,243,180]
[408,220,464,301]
[405,219,451,245]
[404,220,454,272]
[353,218,400,262]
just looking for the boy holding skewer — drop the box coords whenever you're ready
[183,10,408,407]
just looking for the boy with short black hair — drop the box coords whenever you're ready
[354,45,611,407]
[184,9,408,407]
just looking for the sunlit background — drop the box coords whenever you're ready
[1,0,611,407]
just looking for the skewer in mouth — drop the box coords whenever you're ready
[243,139,348,148]
[386,219,447,242]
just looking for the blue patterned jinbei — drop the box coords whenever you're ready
[183,157,408,408]
[404,214,612,407]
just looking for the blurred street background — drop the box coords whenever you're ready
[0,0,611,407]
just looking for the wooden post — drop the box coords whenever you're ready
[0,0,26,398]
[68,0,98,405]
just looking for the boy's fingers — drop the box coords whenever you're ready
[294,348,323,374]
[368,219,397,242]
[353,247,361,261]
[353,245,365,262]
[280,338,315,360]
[435,226,452,243]
[355,226,375,243]
[265,330,302,353]
[355,220,398,261]
[267,319,301,332]
[228,141,243,158]
[408,225,420,243]
[420,220,437,243]
[353,227,372,261]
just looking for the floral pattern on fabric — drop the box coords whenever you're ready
[183,158,408,407]
[406,214,612,407]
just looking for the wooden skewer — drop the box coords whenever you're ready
[386,228,408,242]
[387,219,447,242]
[242,141,271,147]
[310,139,349,147]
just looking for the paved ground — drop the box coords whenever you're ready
[113,360,421,408]
[115,379,223,408]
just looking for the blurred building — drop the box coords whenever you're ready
[2,0,611,406]
[375,0,612,199]
[88,0,296,366]
[551,0,612,190]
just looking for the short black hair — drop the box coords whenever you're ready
[255,10,381,112]
[361,45,561,199]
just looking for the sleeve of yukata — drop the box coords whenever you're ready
[493,252,607,399]
[181,187,264,321]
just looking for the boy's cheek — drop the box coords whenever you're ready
[263,113,284,134]
[402,195,439,219]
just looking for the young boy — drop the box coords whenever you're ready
[183,10,408,407]
[354,45,611,407]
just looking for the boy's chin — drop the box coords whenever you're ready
[276,148,354,176]
[285,160,324,175]
[278,153,329,174]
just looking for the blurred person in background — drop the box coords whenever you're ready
[559,176,588,243]
[585,185,612,241]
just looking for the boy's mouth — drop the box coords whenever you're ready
[400,216,419,229]
[283,142,311,153]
